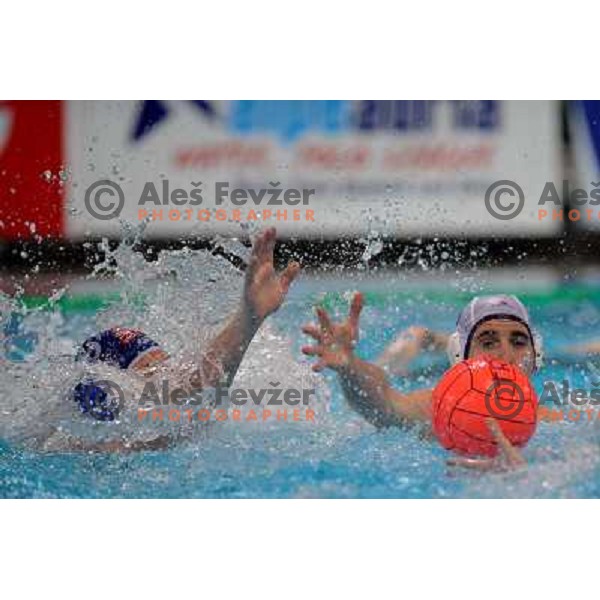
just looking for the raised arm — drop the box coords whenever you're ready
[301,292,433,428]
[192,227,300,388]
[376,326,450,376]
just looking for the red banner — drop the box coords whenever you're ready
[0,101,64,241]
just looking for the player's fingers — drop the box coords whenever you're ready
[485,418,526,466]
[302,325,323,342]
[251,230,265,261]
[446,457,495,471]
[349,292,364,329]
[279,261,300,293]
[486,418,511,453]
[315,307,334,334]
[245,254,259,280]
[301,345,323,357]
[263,227,276,261]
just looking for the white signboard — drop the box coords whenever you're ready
[66,100,561,239]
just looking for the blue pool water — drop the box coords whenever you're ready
[3,271,600,498]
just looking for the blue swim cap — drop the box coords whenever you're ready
[72,327,161,421]
[77,327,161,370]
[72,378,120,422]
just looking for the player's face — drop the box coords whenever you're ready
[468,319,535,374]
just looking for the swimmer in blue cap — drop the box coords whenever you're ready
[302,293,542,469]
[68,227,300,452]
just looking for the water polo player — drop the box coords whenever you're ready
[377,296,543,377]
[301,294,543,467]
[61,227,300,452]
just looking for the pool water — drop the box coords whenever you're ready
[3,267,600,498]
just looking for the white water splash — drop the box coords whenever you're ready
[0,226,328,451]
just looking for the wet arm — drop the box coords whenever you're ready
[199,306,263,387]
[337,355,433,427]
[179,227,299,391]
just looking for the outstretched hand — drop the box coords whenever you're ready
[244,227,300,321]
[446,418,527,472]
[301,292,364,372]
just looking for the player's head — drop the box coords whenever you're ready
[72,327,168,420]
[447,295,542,374]
[76,327,168,373]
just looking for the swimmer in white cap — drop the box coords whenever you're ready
[301,293,543,469]
[377,295,543,376]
